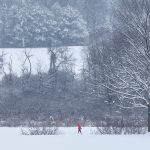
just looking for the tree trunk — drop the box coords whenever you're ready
[148,104,150,132]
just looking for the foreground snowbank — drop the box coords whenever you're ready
[0,127,149,150]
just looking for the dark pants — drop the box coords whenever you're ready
[78,128,82,134]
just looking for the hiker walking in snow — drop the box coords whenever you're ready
[77,123,82,134]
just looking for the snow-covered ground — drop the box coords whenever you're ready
[0,46,85,78]
[0,127,149,150]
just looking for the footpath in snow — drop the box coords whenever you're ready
[0,127,149,150]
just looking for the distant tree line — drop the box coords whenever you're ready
[0,47,84,125]
[0,1,88,47]
[1,0,147,128]
[0,0,109,48]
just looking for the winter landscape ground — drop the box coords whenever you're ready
[0,127,149,150]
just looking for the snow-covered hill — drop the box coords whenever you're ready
[0,46,85,78]
[0,127,149,150]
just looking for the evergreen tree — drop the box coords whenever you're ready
[12,3,55,47]
[51,3,88,45]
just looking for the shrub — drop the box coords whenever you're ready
[21,126,59,135]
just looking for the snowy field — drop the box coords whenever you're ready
[0,46,85,78]
[0,127,149,150]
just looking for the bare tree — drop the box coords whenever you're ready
[0,50,13,82]
[48,47,57,74]
[20,49,33,93]
[84,0,150,132]
[113,0,150,132]
[0,50,4,75]
[22,49,33,79]
[0,50,6,76]
[47,46,73,74]
[36,60,44,92]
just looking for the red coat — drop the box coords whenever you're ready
[77,123,81,129]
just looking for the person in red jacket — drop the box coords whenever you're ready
[77,123,82,134]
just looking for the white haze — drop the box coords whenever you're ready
[0,46,84,79]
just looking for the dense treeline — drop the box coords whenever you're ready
[0,0,88,47]
[0,0,114,126]
[0,0,109,47]
[0,0,149,128]
[82,0,150,130]
[0,47,113,126]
